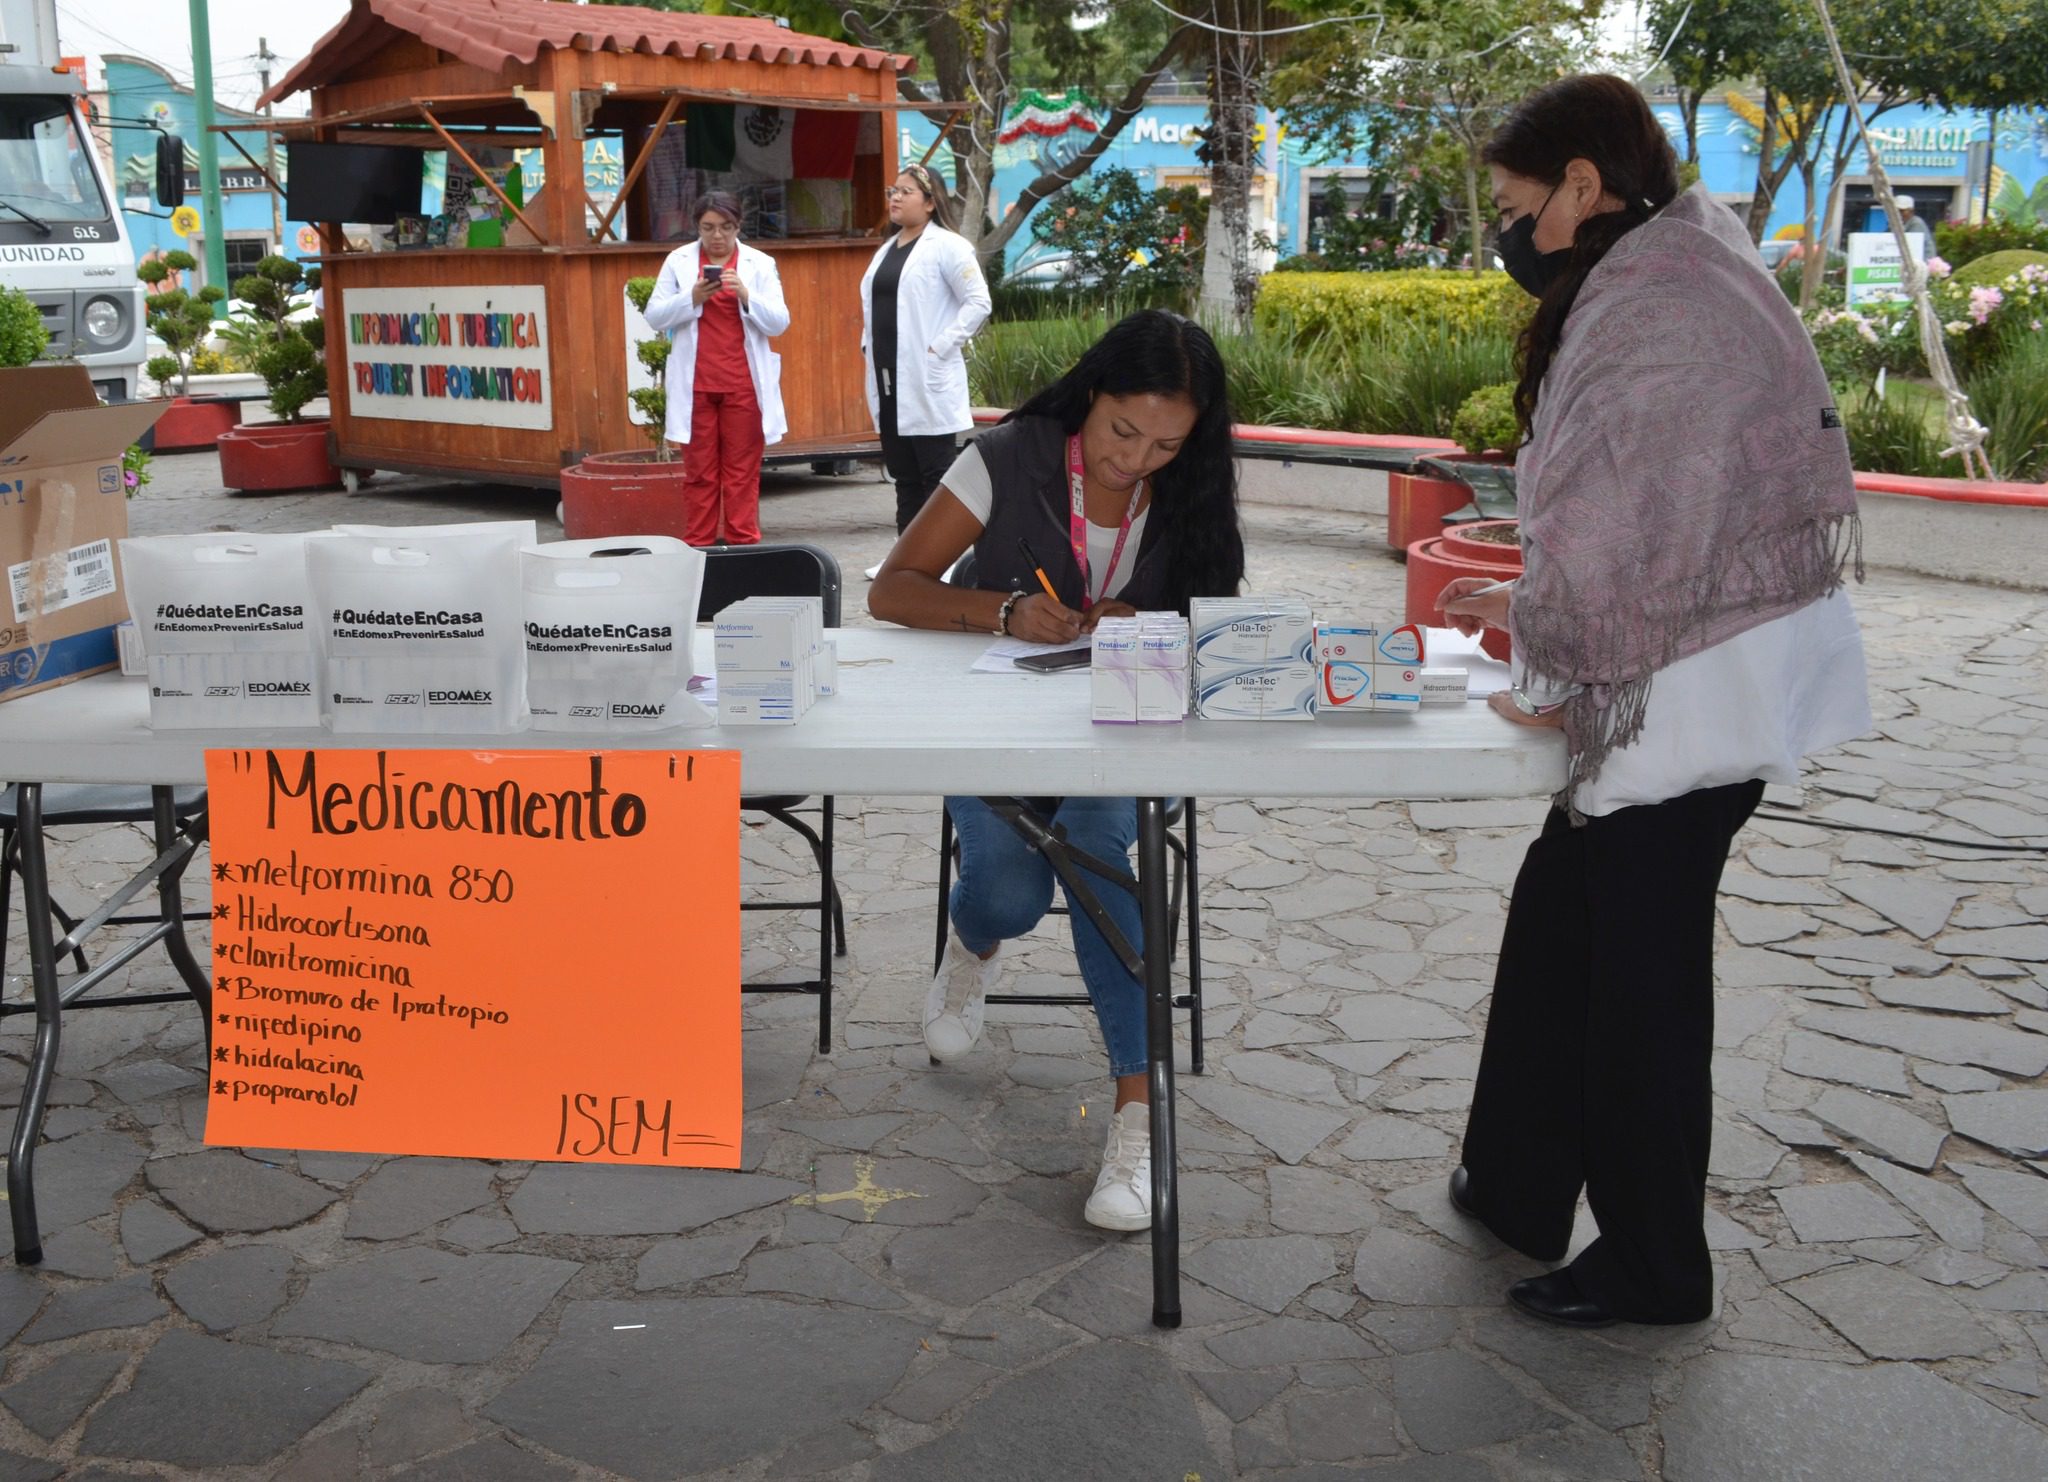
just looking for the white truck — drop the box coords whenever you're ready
[0,0,167,401]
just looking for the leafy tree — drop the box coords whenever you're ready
[136,249,225,397]
[1271,0,1601,277]
[1029,166,1206,297]
[230,256,326,422]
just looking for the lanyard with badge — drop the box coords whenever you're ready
[1066,434,1142,610]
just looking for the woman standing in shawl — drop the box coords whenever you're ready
[1437,75,1870,1328]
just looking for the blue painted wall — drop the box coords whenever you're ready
[104,55,320,284]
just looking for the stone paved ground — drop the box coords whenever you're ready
[2,450,2046,1480]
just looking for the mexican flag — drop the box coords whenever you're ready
[687,105,855,180]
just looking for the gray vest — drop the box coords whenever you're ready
[962,416,1172,610]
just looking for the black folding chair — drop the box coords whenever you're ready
[0,784,210,1006]
[700,543,847,1053]
[928,553,1206,1071]
[933,799,1206,1073]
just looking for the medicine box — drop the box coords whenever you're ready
[1194,662,1319,721]
[1190,597,1315,671]
[1420,668,1468,704]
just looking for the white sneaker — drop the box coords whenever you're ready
[924,936,1000,1062]
[1084,1102,1153,1231]
[863,562,882,581]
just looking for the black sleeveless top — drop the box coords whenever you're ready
[961,416,1175,612]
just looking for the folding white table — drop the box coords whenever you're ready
[0,628,1566,1324]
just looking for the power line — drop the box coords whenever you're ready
[1137,0,1538,64]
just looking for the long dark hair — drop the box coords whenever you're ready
[1483,74,1680,440]
[898,162,957,233]
[1007,310,1243,611]
[698,190,744,230]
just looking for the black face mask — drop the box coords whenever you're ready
[1499,187,1572,297]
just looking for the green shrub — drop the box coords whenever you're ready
[230,256,325,422]
[1379,324,1519,439]
[1967,328,2048,482]
[0,284,49,368]
[1933,218,2048,270]
[1255,269,1528,344]
[1843,383,1955,478]
[138,249,224,397]
[1949,249,2048,288]
[1450,384,1520,455]
[623,275,672,458]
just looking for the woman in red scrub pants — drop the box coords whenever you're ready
[644,191,791,545]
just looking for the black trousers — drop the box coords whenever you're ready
[877,395,958,535]
[1460,777,1764,1323]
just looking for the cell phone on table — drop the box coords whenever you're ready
[1014,648,1091,673]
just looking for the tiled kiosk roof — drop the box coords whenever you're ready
[259,0,913,106]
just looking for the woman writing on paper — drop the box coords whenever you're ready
[860,161,992,533]
[644,191,791,546]
[870,310,1244,1231]
[1436,74,1869,1328]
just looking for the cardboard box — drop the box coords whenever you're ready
[0,367,162,704]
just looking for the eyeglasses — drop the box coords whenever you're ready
[885,186,923,200]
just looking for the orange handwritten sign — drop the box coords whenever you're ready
[201,748,741,1167]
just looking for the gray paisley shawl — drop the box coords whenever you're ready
[1511,183,1861,816]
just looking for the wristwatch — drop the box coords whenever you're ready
[1509,687,1566,717]
[995,590,1027,636]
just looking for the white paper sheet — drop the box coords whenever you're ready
[971,637,1092,674]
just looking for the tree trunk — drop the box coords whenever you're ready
[1199,3,1259,325]
[1797,150,1821,311]
[1744,98,1781,243]
[979,26,1194,260]
[1681,90,1701,166]
[1464,144,1485,276]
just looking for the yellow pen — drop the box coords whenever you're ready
[1016,537,1060,604]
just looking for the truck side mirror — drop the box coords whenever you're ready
[156,135,185,209]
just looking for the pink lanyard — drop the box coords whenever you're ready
[1066,434,1142,611]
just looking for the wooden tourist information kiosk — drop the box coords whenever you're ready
[257,0,921,487]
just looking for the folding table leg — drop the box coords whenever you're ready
[6,785,60,1265]
[1138,796,1181,1328]
[152,788,212,1023]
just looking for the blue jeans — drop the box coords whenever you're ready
[944,795,1147,1077]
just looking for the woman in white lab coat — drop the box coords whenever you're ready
[860,163,992,533]
[644,191,791,546]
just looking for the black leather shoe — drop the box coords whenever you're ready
[1448,1166,1479,1219]
[1507,1270,1618,1328]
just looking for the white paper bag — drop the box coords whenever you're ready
[308,528,527,733]
[118,532,320,728]
[521,536,711,731]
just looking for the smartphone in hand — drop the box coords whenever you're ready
[702,263,726,285]
[1014,648,1091,673]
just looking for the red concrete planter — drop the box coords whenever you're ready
[560,450,692,540]
[1406,520,1522,662]
[1387,471,1474,555]
[217,420,341,493]
[147,396,242,453]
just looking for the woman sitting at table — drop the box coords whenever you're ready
[869,309,1244,1231]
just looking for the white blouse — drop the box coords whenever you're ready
[1515,588,1871,818]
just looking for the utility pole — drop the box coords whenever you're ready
[189,0,228,312]
[259,36,281,251]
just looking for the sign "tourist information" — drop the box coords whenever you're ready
[201,747,742,1166]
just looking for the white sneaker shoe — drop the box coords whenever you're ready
[924,936,999,1062]
[1084,1102,1153,1231]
